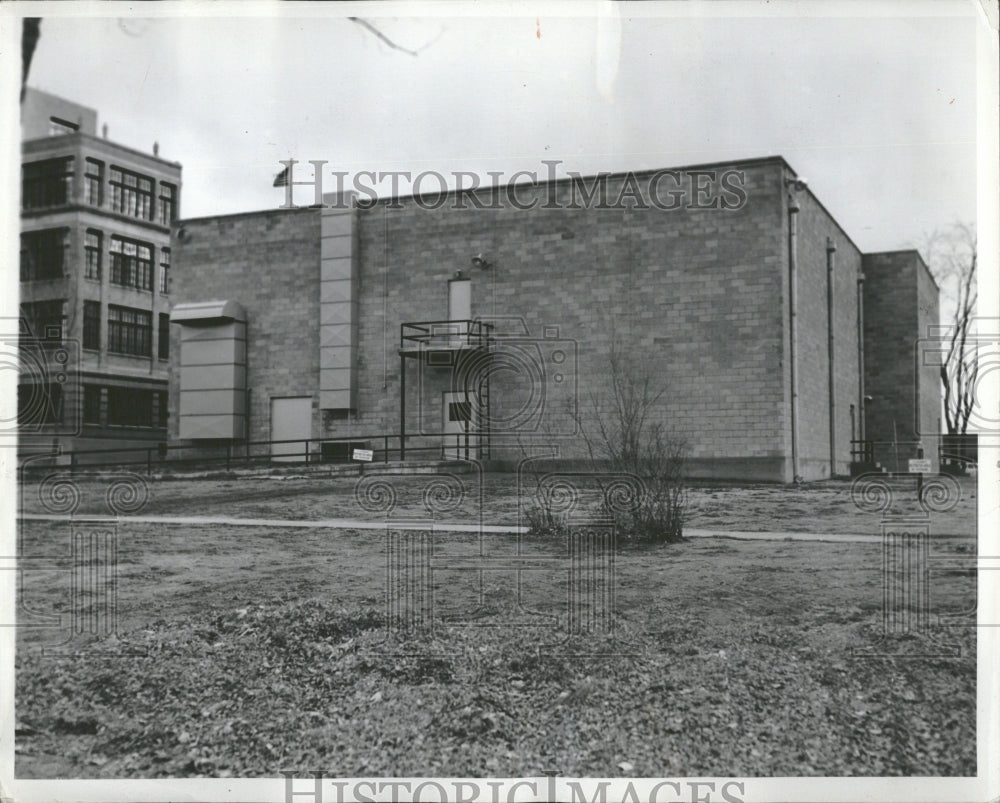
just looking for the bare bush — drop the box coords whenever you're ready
[580,336,689,543]
[522,497,570,537]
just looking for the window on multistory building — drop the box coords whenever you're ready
[22,157,74,209]
[158,182,177,225]
[85,158,104,206]
[83,385,103,425]
[110,236,153,290]
[83,300,101,350]
[48,117,78,136]
[20,299,65,341]
[107,386,155,427]
[85,229,102,280]
[158,313,170,360]
[107,305,152,357]
[18,382,63,426]
[154,390,168,428]
[109,166,154,220]
[20,228,68,282]
[159,247,170,294]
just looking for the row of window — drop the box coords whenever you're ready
[17,382,167,429]
[21,299,169,360]
[82,385,168,428]
[22,228,170,293]
[86,303,170,359]
[23,156,177,224]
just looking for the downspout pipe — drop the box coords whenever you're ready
[857,270,866,446]
[787,185,801,483]
[826,238,837,476]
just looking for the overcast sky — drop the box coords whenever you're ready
[19,2,983,254]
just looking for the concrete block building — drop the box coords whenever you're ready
[167,156,939,481]
[861,250,941,473]
[17,89,181,460]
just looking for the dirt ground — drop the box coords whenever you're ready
[14,472,980,777]
[19,469,979,535]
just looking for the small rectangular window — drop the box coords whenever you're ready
[154,390,168,428]
[85,229,102,279]
[48,117,78,136]
[449,401,472,422]
[159,247,171,294]
[83,300,101,350]
[85,158,104,206]
[158,182,177,225]
[158,313,170,360]
[83,385,103,425]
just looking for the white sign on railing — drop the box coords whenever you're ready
[353,448,374,462]
[908,458,932,474]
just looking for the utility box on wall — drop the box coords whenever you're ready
[171,300,247,440]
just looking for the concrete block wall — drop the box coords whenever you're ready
[165,156,933,482]
[167,208,321,446]
[325,159,797,480]
[862,251,940,473]
[791,190,864,479]
[916,255,942,471]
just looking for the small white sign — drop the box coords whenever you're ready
[352,448,374,462]
[908,458,932,474]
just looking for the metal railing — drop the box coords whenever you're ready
[18,433,457,476]
[850,439,874,464]
[400,319,493,351]
[940,433,978,466]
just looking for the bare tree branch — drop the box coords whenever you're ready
[921,223,977,439]
[349,17,420,57]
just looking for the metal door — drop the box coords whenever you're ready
[442,390,478,460]
[270,396,312,462]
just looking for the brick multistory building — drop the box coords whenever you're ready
[17,89,181,460]
[167,156,939,481]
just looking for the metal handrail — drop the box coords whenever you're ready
[400,319,493,349]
